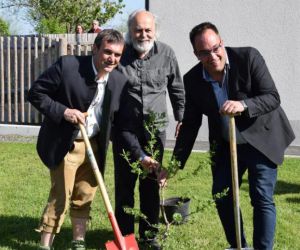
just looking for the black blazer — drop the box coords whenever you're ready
[28,55,127,170]
[174,47,295,167]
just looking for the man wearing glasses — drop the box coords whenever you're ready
[172,22,294,249]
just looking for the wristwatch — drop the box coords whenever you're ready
[241,100,248,111]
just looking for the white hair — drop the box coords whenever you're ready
[125,9,159,45]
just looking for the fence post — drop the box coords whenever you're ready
[6,36,11,122]
[0,34,96,125]
[13,37,18,122]
[20,37,25,123]
[26,36,32,123]
[34,37,39,123]
[0,37,4,122]
[59,38,67,56]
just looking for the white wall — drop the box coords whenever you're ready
[150,0,300,146]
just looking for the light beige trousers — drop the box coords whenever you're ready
[36,138,99,234]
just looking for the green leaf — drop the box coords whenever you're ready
[3,0,125,33]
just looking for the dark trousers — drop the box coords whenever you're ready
[113,131,165,239]
[212,142,277,250]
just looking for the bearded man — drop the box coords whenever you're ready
[112,10,185,250]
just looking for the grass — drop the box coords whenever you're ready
[0,142,299,249]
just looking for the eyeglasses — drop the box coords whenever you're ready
[196,41,222,59]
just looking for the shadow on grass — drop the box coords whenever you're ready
[0,215,40,250]
[285,197,300,204]
[54,227,116,250]
[240,180,300,196]
[275,180,300,195]
[0,215,118,250]
[85,229,118,250]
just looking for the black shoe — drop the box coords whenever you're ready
[139,238,162,250]
[71,240,86,250]
[225,244,252,250]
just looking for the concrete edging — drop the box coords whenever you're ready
[0,124,40,136]
[0,124,299,156]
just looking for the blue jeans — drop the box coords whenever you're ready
[212,142,277,249]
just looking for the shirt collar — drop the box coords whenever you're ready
[92,58,109,83]
[144,41,157,59]
[202,48,230,82]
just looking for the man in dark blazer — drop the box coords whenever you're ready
[173,22,295,250]
[28,29,127,250]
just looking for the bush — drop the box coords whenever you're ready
[0,18,10,36]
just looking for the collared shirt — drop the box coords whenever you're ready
[118,41,185,129]
[77,59,108,138]
[203,50,246,144]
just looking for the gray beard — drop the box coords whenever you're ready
[132,39,154,54]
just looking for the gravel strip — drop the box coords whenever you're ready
[0,135,37,143]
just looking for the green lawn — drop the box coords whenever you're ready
[0,142,299,249]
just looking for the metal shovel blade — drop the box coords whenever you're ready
[105,234,139,250]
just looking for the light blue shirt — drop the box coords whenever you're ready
[202,53,246,144]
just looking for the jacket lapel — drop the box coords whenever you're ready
[197,63,220,112]
[99,77,112,143]
[226,49,240,100]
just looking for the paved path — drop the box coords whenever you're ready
[0,135,299,157]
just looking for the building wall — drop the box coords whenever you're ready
[149,0,300,147]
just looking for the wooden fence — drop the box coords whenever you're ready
[0,33,97,125]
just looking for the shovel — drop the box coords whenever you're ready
[229,115,242,250]
[78,123,139,250]
[227,116,253,250]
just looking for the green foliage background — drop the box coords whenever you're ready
[0,17,9,35]
[0,0,125,34]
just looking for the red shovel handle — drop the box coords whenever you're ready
[78,123,128,250]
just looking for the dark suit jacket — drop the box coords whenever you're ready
[174,47,295,167]
[28,55,127,170]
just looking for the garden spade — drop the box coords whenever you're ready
[228,115,242,250]
[227,116,253,250]
[79,123,139,250]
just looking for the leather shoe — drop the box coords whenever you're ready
[71,240,86,250]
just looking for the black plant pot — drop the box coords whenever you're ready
[160,197,191,224]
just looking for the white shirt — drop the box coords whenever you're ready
[77,59,108,138]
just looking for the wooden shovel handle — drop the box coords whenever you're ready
[229,116,242,250]
[78,123,113,213]
[78,123,128,249]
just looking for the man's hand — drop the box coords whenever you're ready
[157,168,168,188]
[140,156,159,172]
[64,108,87,125]
[174,122,182,138]
[220,100,244,115]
